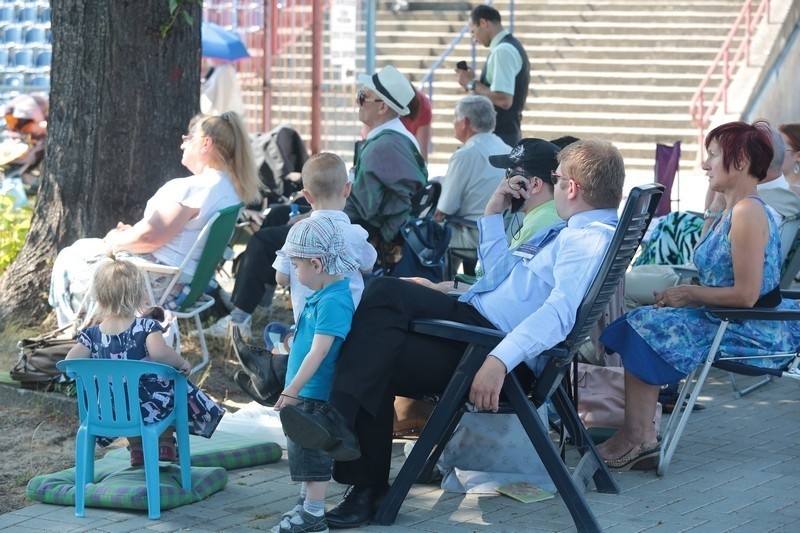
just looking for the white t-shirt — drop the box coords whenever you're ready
[272,210,377,323]
[149,167,241,275]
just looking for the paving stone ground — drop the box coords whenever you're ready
[1,367,798,532]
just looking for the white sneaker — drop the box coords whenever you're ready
[196,315,252,340]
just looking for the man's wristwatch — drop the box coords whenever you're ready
[703,209,721,220]
[466,79,476,91]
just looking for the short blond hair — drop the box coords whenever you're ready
[557,139,624,209]
[301,152,348,200]
[91,254,146,318]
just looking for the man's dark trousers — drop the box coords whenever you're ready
[330,276,494,486]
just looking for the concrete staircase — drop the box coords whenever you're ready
[374,0,754,174]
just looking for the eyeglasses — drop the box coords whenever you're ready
[506,168,531,190]
[551,170,581,188]
[356,90,382,107]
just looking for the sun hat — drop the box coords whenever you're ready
[357,65,414,116]
[488,138,561,183]
[277,216,361,275]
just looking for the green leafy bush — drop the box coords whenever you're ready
[0,195,32,275]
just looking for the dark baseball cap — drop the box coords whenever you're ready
[488,138,561,183]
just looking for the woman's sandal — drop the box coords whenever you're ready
[158,438,178,462]
[604,442,660,471]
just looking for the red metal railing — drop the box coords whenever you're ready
[689,0,770,161]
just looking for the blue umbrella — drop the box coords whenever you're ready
[202,22,250,61]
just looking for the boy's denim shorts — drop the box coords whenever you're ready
[286,398,334,482]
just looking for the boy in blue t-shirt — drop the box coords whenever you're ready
[272,215,361,533]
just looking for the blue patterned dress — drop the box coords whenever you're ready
[77,317,225,446]
[601,197,800,385]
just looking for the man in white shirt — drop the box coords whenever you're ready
[279,139,626,528]
[434,95,511,272]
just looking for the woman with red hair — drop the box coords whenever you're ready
[597,120,800,470]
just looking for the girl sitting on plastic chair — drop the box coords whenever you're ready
[65,253,225,467]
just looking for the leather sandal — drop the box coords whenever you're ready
[158,438,177,462]
[605,442,660,471]
[128,444,144,467]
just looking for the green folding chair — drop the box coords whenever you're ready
[136,203,244,374]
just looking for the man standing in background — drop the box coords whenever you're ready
[456,5,530,146]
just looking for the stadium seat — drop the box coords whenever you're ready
[12,47,32,67]
[34,47,49,67]
[24,24,45,44]
[3,24,22,44]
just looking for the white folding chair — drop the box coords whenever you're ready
[657,294,800,476]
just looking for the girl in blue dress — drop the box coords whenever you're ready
[598,121,800,470]
[65,254,225,466]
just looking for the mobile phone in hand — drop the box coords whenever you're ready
[510,180,527,213]
[456,60,469,71]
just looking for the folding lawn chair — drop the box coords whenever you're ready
[373,184,664,532]
[135,203,244,374]
[657,290,800,475]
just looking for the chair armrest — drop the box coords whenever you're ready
[782,290,800,300]
[410,318,506,347]
[445,216,478,228]
[706,306,800,321]
[134,262,180,276]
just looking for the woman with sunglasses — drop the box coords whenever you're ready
[49,112,261,327]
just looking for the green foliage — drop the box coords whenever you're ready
[160,0,201,39]
[0,195,32,276]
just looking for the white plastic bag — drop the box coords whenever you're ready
[216,401,287,448]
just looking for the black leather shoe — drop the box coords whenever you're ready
[279,403,361,461]
[233,369,277,407]
[231,325,287,405]
[326,484,389,529]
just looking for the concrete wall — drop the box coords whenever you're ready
[745,21,800,124]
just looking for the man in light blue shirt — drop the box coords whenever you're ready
[280,139,626,528]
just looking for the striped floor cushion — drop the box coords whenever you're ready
[25,431,283,511]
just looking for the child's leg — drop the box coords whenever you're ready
[303,480,329,515]
[127,436,143,467]
[158,427,177,461]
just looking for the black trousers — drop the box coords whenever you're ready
[330,276,494,486]
[231,204,309,313]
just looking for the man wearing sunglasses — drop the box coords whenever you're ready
[201,65,426,341]
[280,139,625,528]
[346,65,427,244]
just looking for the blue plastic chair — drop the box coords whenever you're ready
[56,359,192,520]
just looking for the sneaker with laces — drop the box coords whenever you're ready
[264,321,294,355]
[196,314,252,340]
[271,509,328,533]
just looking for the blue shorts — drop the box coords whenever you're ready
[286,398,334,482]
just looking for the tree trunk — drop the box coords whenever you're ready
[0,1,202,328]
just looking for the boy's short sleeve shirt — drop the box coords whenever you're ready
[285,279,354,401]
